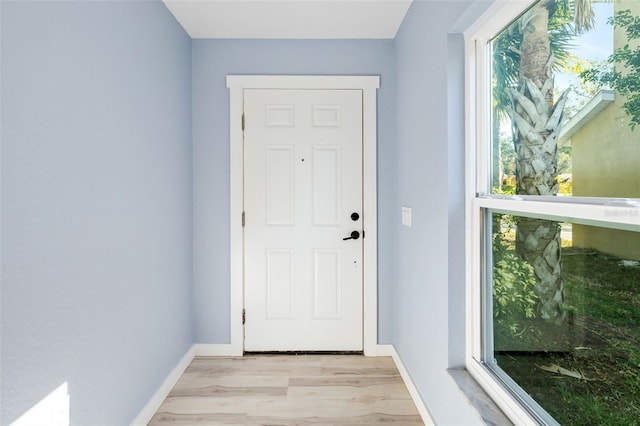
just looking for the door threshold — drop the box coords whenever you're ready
[244,350,364,356]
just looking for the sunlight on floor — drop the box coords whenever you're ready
[11,382,69,426]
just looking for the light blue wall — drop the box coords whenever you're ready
[447,32,468,369]
[393,1,486,423]
[192,39,396,344]
[1,1,193,424]
[0,0,499,423]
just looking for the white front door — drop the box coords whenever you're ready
[243,89,363,351]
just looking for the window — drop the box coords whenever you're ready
[466,1,640,424]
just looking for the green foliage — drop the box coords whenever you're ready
[496,248,640,425]
[580,9,640,130]
[492,217,538,334]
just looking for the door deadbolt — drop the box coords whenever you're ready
[350,212,360,221]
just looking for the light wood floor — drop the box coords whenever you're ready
[149,354,424,425]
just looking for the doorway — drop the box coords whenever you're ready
[227,76,379,354]
[243,89,363,351]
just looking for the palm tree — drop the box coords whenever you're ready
[492,5,575,192]
[500,0,594,323]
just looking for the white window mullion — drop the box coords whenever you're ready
[475,198,640,232]
[475,37,491,197]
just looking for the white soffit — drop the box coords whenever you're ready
[162,0,413,39]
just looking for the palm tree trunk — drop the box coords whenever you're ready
[515,217,565,322]
[508,0,567,323]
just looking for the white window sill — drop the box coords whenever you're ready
[448,368,513,426]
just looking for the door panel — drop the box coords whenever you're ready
[313,249,341,319]
[243,89,363,351]
[266,146,295,225]
[312,146,341,225]
[266,249,295,319]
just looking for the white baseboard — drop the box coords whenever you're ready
[194,343,242,356]
[374,344,396,356]
[130,345,195,426]
[378,345,435,426]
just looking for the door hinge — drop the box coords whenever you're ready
[241,114,245,131]
[242,309,246,325]
[242,211,245,227]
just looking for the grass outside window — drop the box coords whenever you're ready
[490,213,640,425]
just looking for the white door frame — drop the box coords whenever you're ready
[226,75,380,355]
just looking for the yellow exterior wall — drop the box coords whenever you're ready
[571,0,640,260]
[571,103,639,199]
[573,226,640,260]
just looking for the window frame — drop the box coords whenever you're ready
[463,1,640,424]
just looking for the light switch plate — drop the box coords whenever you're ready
[401,206,412,228]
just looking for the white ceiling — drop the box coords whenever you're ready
[162,0,413,39]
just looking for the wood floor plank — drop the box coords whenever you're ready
[169,384,288,398]
[288,375,405,387]
[184,356,323,377]
[148,355,424,426]
[151,395,279,415]
[244,397,420,418]
[320,355,397,369]
[286,383,412,400]
[150,412,423,426]
[172,374,289,390]
[245,413,424,425]
[149,412,248,426]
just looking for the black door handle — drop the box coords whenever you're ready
[343,231,360,241]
